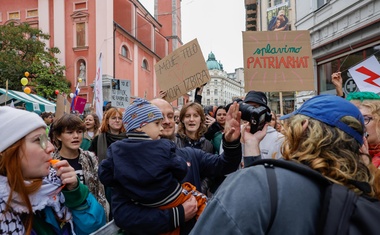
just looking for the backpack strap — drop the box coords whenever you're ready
[263,162,278,234]
[318,184,358,235]
[248,159,331,185]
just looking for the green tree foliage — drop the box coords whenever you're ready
[0,22,70,100]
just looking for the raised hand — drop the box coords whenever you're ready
[224,102,242,142]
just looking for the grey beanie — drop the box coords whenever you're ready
[0,107,46,152]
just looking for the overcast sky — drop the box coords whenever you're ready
[139,0,245,73]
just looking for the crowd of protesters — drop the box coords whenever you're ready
[2,75,380,234]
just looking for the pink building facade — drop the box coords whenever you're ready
[0,0,183,108]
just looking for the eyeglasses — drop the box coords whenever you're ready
[39,133,51,150]
[363,116,373,125]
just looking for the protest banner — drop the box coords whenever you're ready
[243,30,314,92]
[155,38,210,102]
[348,55,380,93]
[110,79,131,109]
[74,96,87,114]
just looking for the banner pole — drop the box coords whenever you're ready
[279,92,283,115]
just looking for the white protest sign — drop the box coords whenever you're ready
[110,79,131,109]
[348,55,380,93]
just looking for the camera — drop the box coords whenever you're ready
[238,101,272,134]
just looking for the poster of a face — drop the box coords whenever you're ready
[267,4,290,31]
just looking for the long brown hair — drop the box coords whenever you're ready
[99,108,126,133]
[177,102,208,140]
[0,139,42,234]
[85,113,100,135]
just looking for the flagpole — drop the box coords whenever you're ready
[5,79,8,106]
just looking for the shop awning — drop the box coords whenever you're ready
[0,88,56,112]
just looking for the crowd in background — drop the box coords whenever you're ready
[1,76,380,234]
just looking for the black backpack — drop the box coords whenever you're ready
[247,159,380,235]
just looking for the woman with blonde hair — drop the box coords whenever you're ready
[175,102,213,153]
[0,107,105,234]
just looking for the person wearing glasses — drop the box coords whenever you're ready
[88,107,126,163]
[0,107,105,234]
[332,72,380,165]
[346,92,380,166]
[332,72,380,199]
[51,114,109,220]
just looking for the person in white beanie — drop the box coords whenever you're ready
[0,107,105,234]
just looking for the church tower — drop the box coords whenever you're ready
[155,0,183,51]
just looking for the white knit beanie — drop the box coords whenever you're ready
[0,106,46,152]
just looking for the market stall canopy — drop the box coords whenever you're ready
[0,88,56,112]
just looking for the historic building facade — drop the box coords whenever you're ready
[295,0,380,96]
[0,0,182,108]
[187,52,245,107]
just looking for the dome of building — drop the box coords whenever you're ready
[206,52,222,71]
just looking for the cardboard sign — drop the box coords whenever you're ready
[55,94,71,119]
[155,39,210,102]
[110,79,131,108]
[243,30,314,92]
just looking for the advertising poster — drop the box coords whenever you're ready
[267,3,290,31]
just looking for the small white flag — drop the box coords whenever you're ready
[95,53,104,121]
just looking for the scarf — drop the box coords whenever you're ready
[97,132,126,163]
[369,144,380,168]
[0,168,75,234]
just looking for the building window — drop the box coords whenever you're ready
[214,80,218,85]
[268,0,272,8]
[142,59,149,70]
[207,99,210,105]
[121,45,129,59]
[214,99,218,106]
[75,2,87,11]
[317,0,329,9]
[274,0,282,6]
[317,44,380,94]
[71,11,89,49]
[26,9,38,18]
[8,11,20,20]
[76,22,86,47]
[214,89,218,95]
[207,89,210,95]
